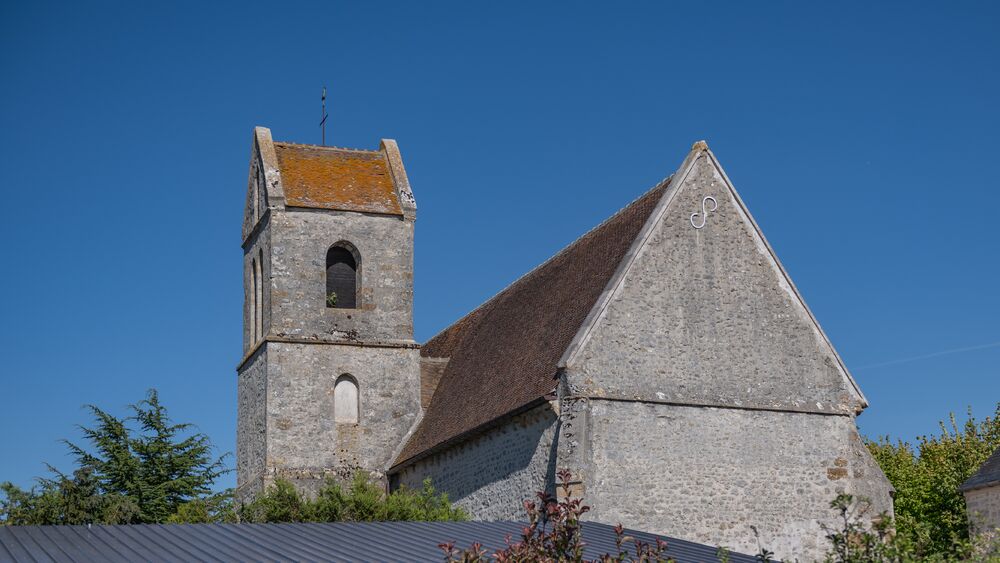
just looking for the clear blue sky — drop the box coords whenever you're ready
[2,1,997,492]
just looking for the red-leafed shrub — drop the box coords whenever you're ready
[439,469,672,563]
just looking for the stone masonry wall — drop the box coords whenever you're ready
[236,347,267,498]
[394,403,559,520]
[237,205,419,498]
[270,210,414,344]
[965,485,1000,534]
[264,341,421,495]
[557,148,891,561]
[567,152,862,415]
[577,400,891,561]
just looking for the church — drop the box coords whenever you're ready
[236,127,893,560]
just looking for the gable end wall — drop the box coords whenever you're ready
[566,152,861,413]
[558,148,891,562]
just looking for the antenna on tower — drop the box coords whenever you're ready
[320,86,329,146]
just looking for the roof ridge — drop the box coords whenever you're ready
[273,141,381,154]
[421,174,673,350]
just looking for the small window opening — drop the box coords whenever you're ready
[334,374,359,424]
[326,244,358,309]
[256,249,264,338]
[250,258,258,342]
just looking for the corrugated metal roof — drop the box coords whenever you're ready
[0,520,758,562]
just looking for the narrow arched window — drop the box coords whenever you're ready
[256,249,264,338]
[250,257,258,342]
[334,374,359,424]
[326,243,359,309]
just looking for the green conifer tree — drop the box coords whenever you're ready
[2,389,227,525]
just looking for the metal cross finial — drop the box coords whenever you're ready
[320,86,329,146]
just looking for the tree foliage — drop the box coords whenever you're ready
[0,466,138,526]
[813,493,1000,563]
[1,389,227,525]
[866,402,1000,558]
[2,389,465,527]
[238,474,467,523]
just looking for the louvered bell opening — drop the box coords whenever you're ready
[326,246,358,309]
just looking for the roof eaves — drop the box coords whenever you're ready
[960,477,1000,493]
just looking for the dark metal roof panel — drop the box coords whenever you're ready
[0,521,759,563]
[108,525,179,563]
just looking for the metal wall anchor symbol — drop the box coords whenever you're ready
[690,196,718,229]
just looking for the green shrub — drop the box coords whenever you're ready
[167,494,234,524]
[866,403,1000,558]
[239,473,466,523]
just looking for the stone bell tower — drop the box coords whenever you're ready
[236,127,421,499]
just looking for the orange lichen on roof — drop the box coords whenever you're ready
[274,142,402,215]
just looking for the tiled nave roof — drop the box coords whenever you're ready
[395,177,671,467]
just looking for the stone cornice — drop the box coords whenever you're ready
[237,335,420,372]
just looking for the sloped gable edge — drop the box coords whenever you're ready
[560,142,868,413]
[242,127,286,243]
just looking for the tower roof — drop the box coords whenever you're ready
[273,142,403,215]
